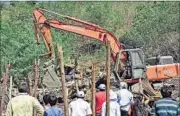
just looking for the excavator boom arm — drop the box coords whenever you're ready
[33,8,180,82]
[33,8,124,61]
[33,8,55,59]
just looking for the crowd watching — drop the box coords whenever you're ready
[3,80,180,116]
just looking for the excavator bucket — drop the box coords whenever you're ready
[42,64,61,88]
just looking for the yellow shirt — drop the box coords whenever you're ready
[5,93,44,116]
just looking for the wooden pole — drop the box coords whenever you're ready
[9,76,12,101]
[33,59,38,98]
[33,59,39,116]
[91,63,96,116]
[0,64,10,116]
[106,41,110,116]
[0,76,5,116]
[28,75,32,96]
[57,45,69,116]
[8,76,13,116]
[75,80,79,92]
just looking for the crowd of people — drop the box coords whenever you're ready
[4,80,180,116]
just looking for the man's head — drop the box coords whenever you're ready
[48,92,57,106]
[76,91,85,99]
[120,81,128,89]
[98,84,106,91]
[43,94,50,105]
[161,86,172,98]
[18,82,29,93]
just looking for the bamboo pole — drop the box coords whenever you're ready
[8,76,13,116]
[0,64,10,116]
[0,76,5,116]
[91,63,96,116]
[28,75,32,96]
[57,45,69,116]
[33,59,39,116]
[75,80,79,92]
[106,41,110,116]
[33,59,38,98]
[9,76,12,101]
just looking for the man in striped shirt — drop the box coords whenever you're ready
[151,86,180,116]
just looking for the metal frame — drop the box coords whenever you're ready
[113,48,146,81]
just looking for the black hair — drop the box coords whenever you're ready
[18,82,29,93]
[161,86,172,98]
[99,89,105,91]
[43,94,50,105]
[57,97,64,103]
[48,93,57,106]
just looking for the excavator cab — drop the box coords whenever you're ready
[113,48,146,81]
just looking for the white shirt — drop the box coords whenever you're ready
[69,98,92,116]
[116,89,133,111]
[101,100,121,116]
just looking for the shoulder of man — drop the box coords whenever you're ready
[82,100,91,107]
[28,95,39,100]
[95,92,99,97]
[11,94,29,101]
[58,107,63,114]
[69,100,76,106]
[44,109,50,115]
[96,91,105,97]
[155,98,178,105]
[115,90,121,95]
[125,89,133,96]
[28,95,42,106]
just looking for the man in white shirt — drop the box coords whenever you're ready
[116,82,134,116]
[101,90,121,116]
[69,91,92,116]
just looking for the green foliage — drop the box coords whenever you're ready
[121,2,179,58]
[0,2,179,83]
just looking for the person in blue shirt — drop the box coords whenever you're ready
[151,86,180,116]
[44,92,62,116]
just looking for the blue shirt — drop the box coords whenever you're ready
[44,107,62,116]
[151,98,180,116]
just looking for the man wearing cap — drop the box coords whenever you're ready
[101,90,121,116]
[95,84,106,116]
[116,82,133,116]
[5,82,44,116]
[69,91,92,116]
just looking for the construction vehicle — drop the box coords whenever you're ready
[32,8,180,102]
[33,8,179,81]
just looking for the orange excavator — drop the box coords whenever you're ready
[33,8,180,85]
